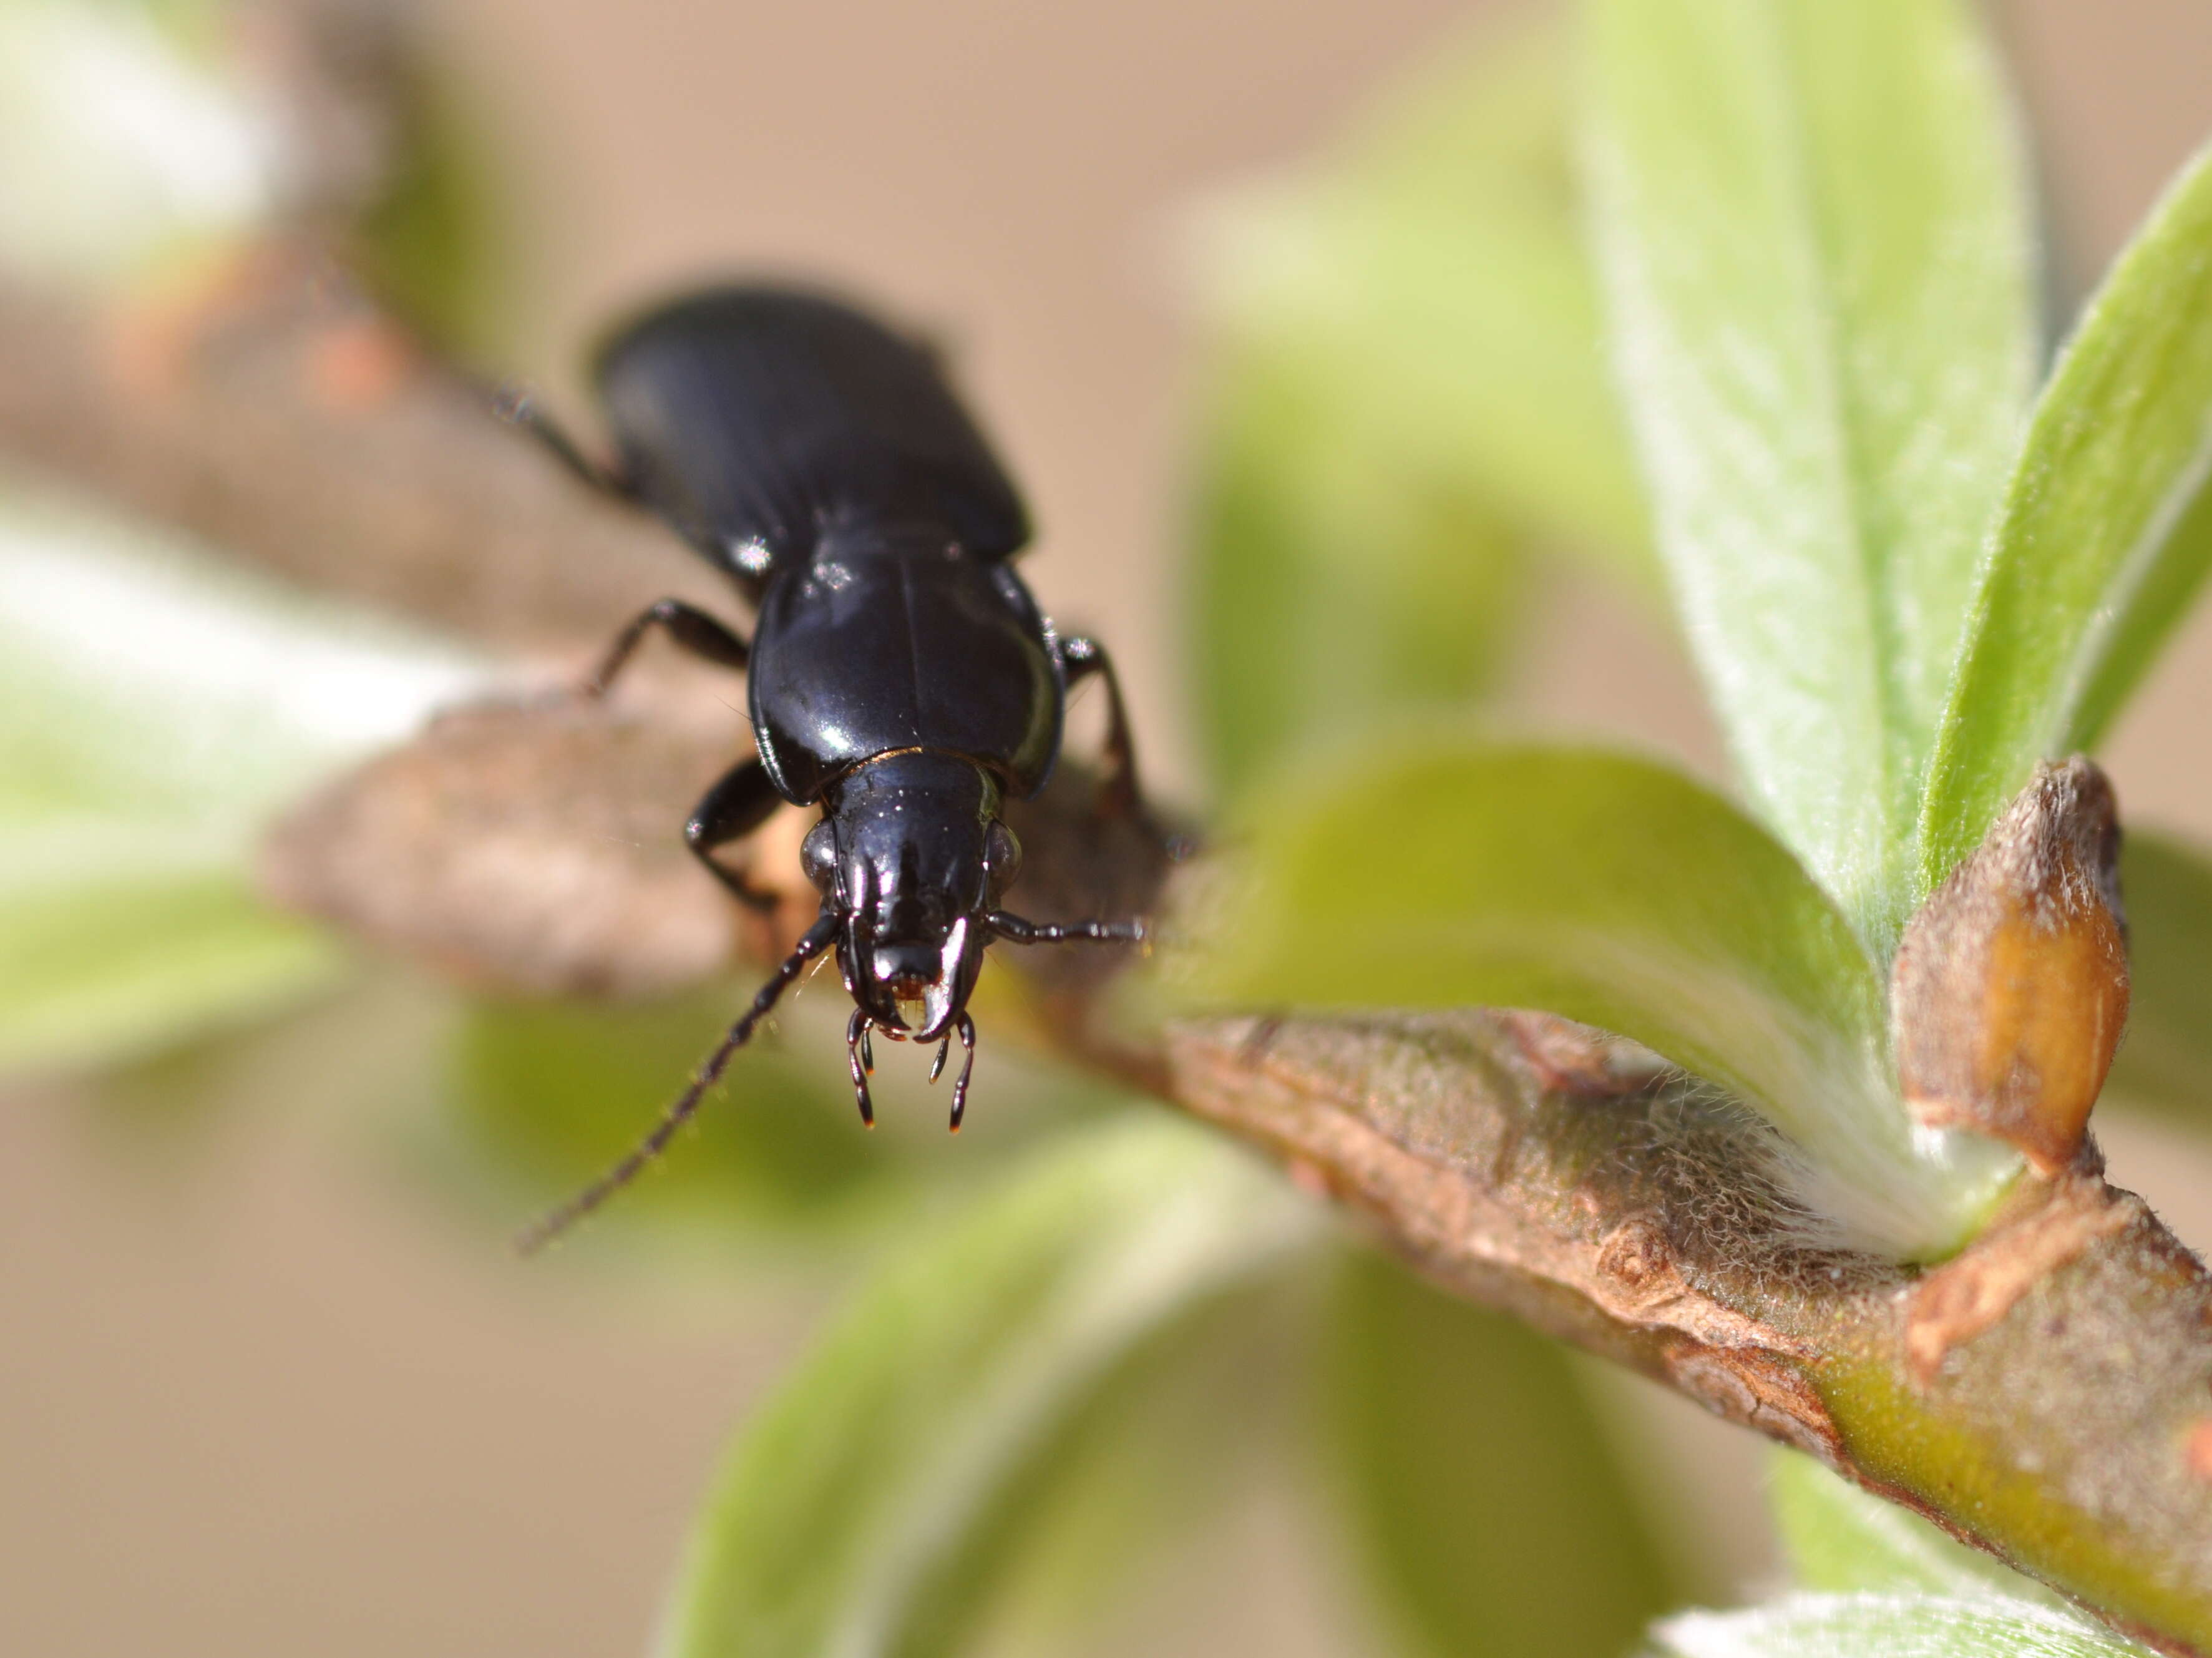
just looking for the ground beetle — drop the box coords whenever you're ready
[500,285,1154,1246]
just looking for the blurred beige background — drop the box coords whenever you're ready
[8,1,2212,1653]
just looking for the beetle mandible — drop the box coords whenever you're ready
[500,285,1153,1247]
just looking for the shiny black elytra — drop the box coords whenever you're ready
[500,286,1151,1248]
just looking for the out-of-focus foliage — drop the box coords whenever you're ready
[2104,831,2212,1119]
[1580,0,2039,952]
[1185,23,1646,799]
[657,1116,1317,1658]
[1322,1249,1678,1658]
[0,489,482,1073]
[0,0,276,280]
[1919,142,2212,894]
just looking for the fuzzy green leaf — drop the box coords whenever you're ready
[1581,0,2038,947]
[1326,1248,1679,1658]
[2103,830,2212,1119]
[657,1114,1316,1658]
[1769,1450,2058,1604]
[1921,144,2212,890]
[1650,1593,2151,1657]
[1189,738,2012,1254]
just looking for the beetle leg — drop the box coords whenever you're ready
[846,1008,877,1128]
[588,598,751,696]
[517,910,839,1252]
[686,759,785,915]
[1058,635,1142,819]
[985,912,1148,948]
[492,383,641,504]
[948,1014,977,1132]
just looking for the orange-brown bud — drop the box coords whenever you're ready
[1893,758,2130,1176]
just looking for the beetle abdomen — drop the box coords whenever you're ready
[593,287,1030,580]
[748,542,1061,805]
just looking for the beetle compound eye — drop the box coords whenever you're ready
[984,821,1023,890]
[801,819,839,890]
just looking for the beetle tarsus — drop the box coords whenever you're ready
[948,1014,977,1131]
[846,1008,877,1126]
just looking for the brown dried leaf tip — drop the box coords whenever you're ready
[1893,758,2129,1176]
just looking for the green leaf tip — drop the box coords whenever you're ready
[1921,139,2212,894]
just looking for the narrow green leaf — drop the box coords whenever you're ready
[1921,144,2212,890]
[1650,1592,2150,1657]
[2102,831,2212,1119]
[658,1114,1316,1658]
[1581,0,2039,945]
[1325,1248,1679,1658]
[1190,737,2012,1254]
[1769,1450,2058,1605]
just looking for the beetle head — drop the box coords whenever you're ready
[807,751,1023,1038]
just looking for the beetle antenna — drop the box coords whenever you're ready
[984,912,1148,947]
[516,912,839,1253]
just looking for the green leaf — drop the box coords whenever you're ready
[1325,1247,1679,1658]
[658,1113,1317,1658]
[1921,144,2212,892]
[1580,0,2039,947]
[0,486,486,1075]
[2103,830,2212,1119]
[1190,737,2012,1254]
[1769,1450,2059,1605]
[1650,1593,2151,1657]
[1190,356,1526,799]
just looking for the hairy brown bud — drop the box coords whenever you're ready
[1893,758,2130,1176]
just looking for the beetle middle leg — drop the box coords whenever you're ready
[1058,636,1142,819]
[686,759,786,914]
[587,598,751,697]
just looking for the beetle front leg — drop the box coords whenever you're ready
[686,759,786,914]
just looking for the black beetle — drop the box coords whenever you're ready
[499,285,1154,1246]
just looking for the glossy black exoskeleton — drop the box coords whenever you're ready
[500,286,1152,1246]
